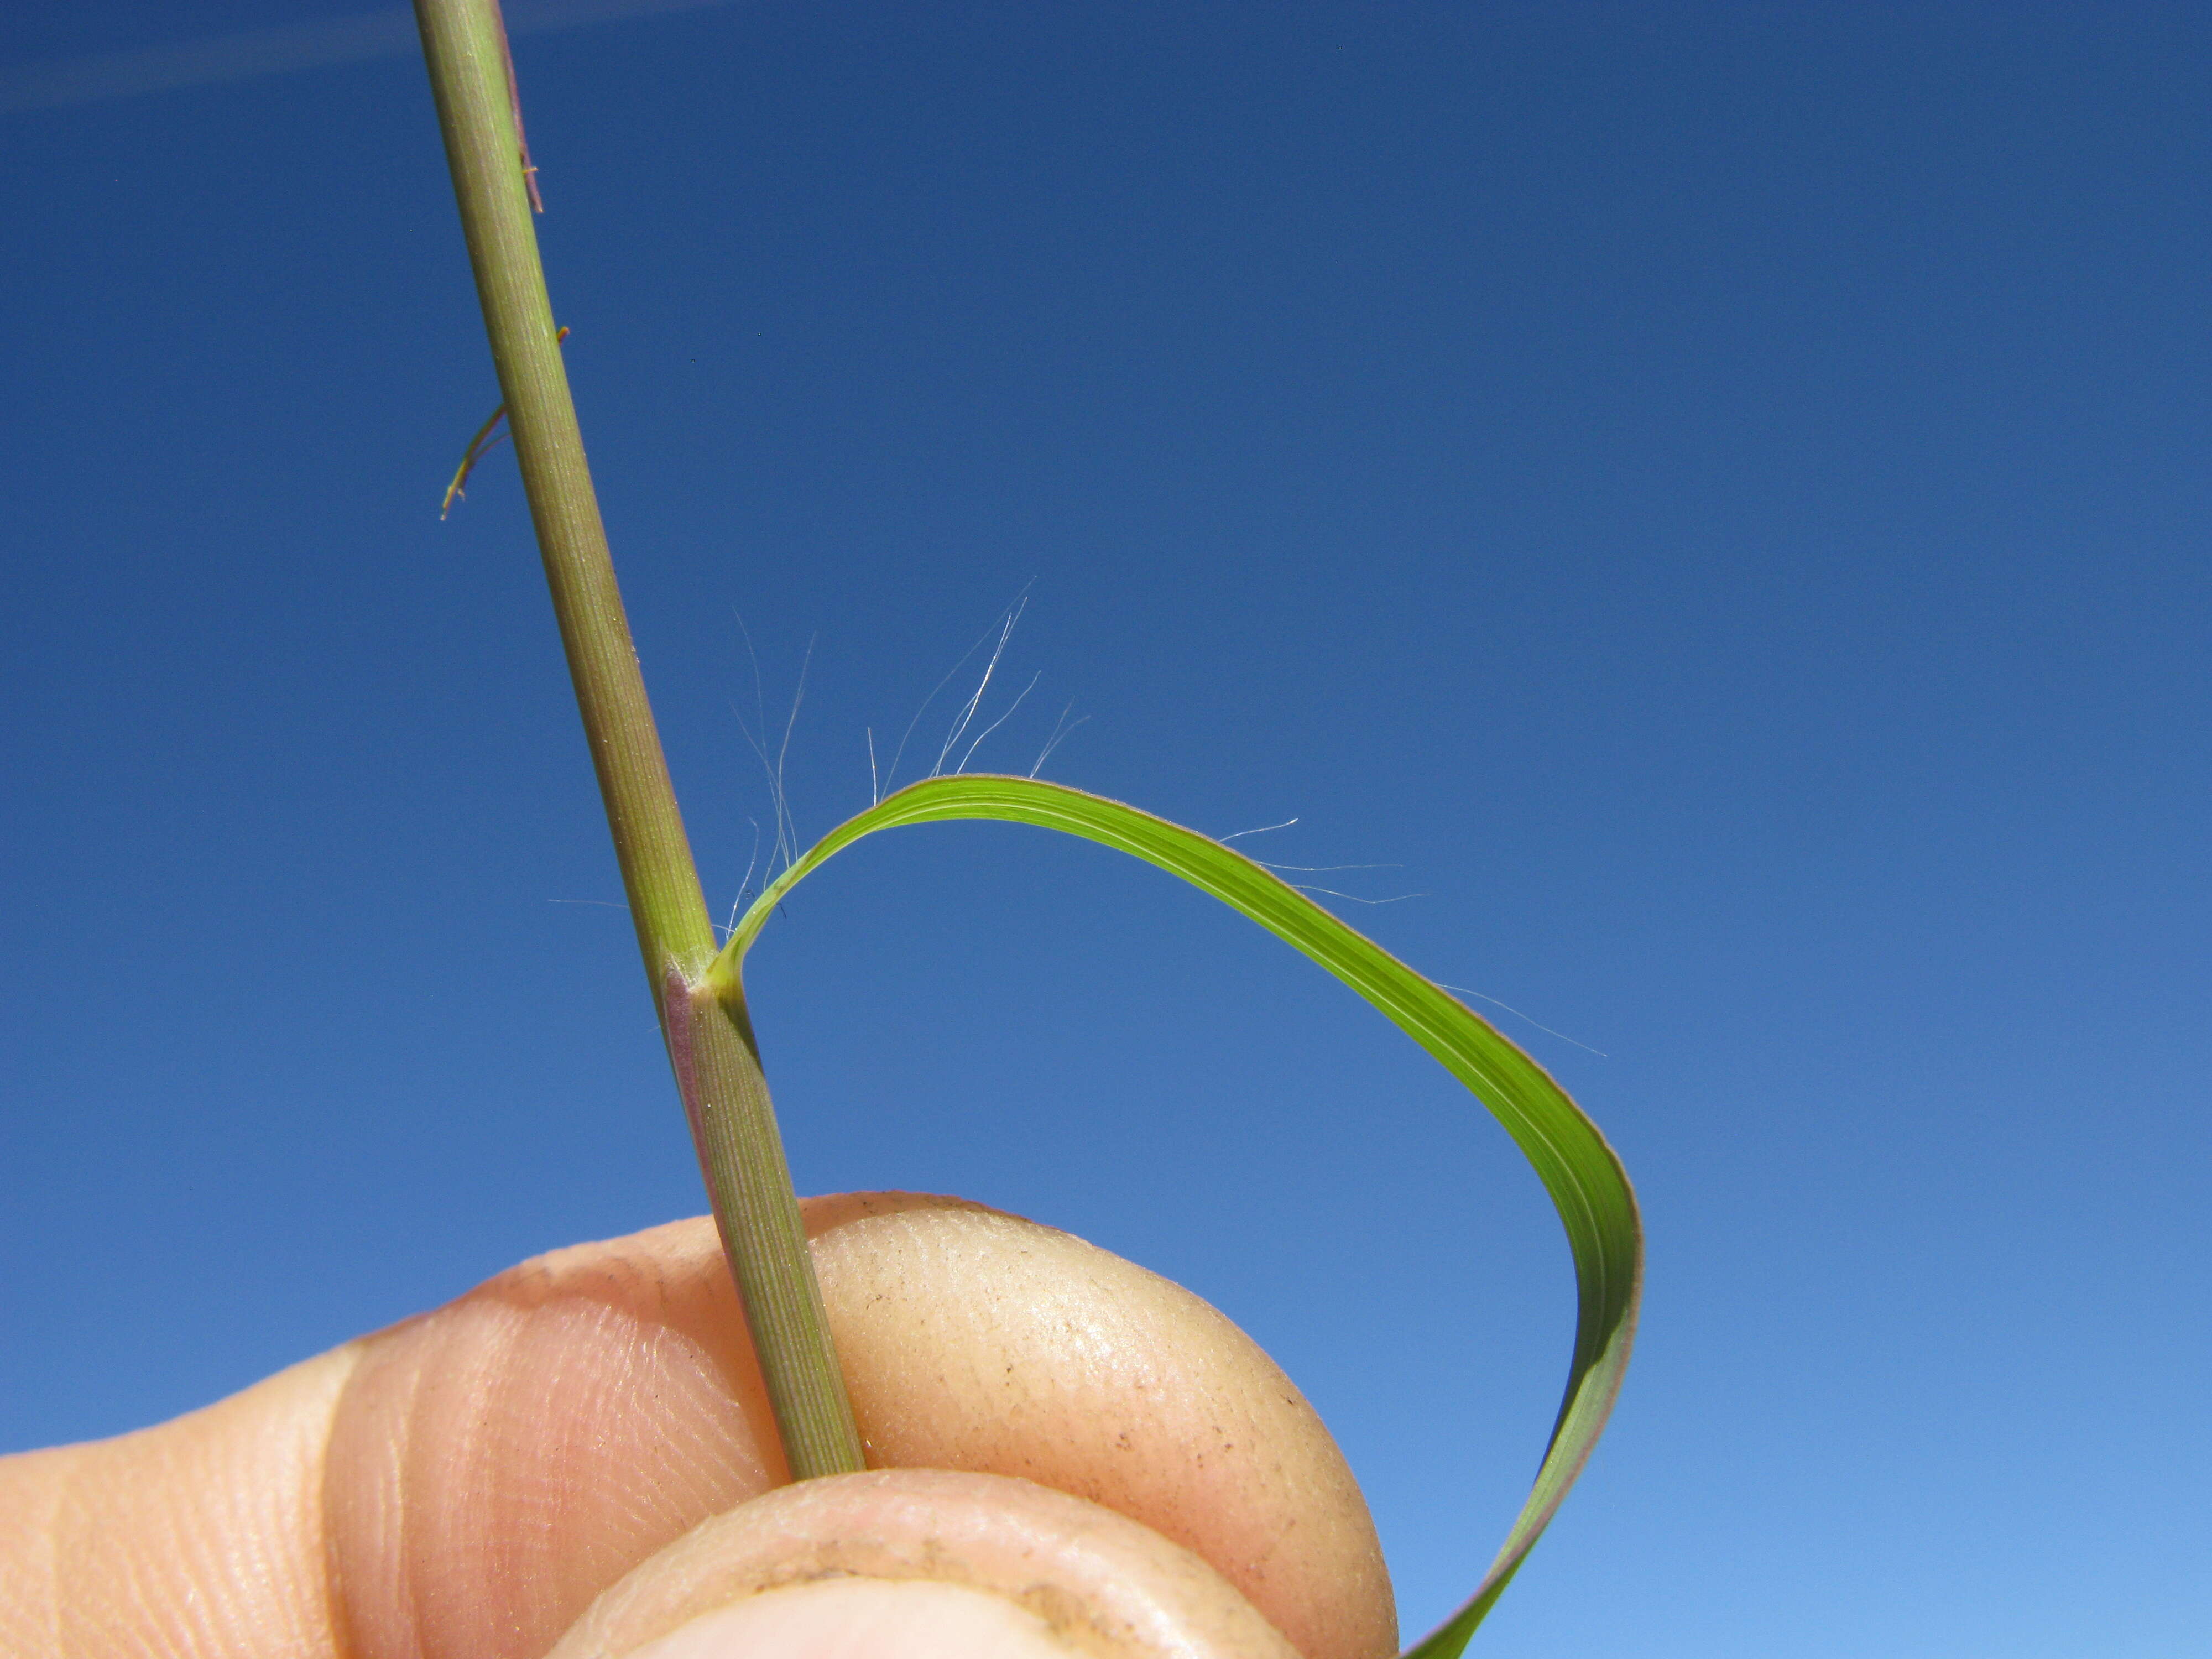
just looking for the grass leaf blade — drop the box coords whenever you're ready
[708,774,1642,1655]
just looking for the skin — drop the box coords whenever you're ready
[0,1193,1397,1659]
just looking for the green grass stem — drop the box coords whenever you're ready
[410,0,863,1482]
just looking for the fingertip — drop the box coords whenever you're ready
[807,1201,1399,1659]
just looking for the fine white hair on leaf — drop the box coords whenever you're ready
[730,614,810,878]
[883,584,1034,794]
[957,669,1041,774]
[1436,983,1610,1057]
[1218,818,1418,905]
[933,595,1028,777]
[1029,703,1089,778]
[770,634,815,870]
[867,728,879,806]
[723,817,764,940]
[1290,884,1429,905]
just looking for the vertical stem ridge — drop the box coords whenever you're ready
[412,0,864,1480]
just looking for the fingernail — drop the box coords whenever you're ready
[624,1577,1078,1659]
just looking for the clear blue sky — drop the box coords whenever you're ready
[3,4,2206,1655]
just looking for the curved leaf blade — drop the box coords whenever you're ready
[709,774,1642,1656]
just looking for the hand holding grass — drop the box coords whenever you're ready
[0,6,1644,1655]
[0,1195,1395,1659]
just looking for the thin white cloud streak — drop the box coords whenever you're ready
[0,0,738,114]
